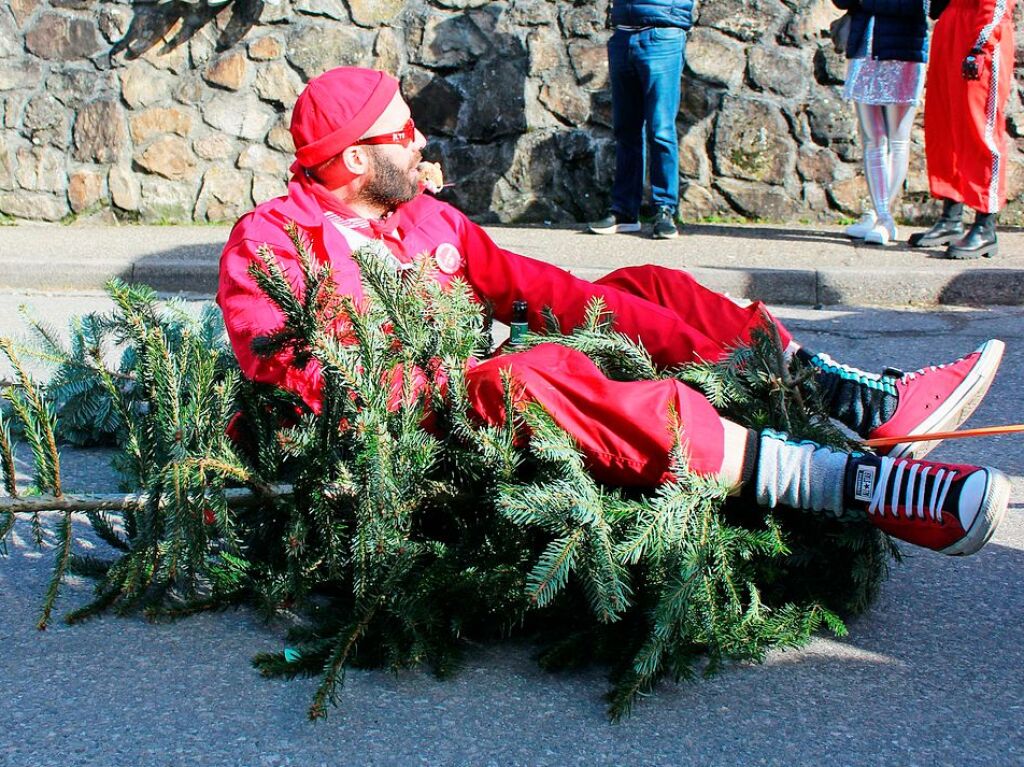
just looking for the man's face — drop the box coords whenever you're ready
[359,145,421,211]
[353,93,427,212]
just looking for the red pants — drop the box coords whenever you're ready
[465,266,792,486]
[925,0,1016,213]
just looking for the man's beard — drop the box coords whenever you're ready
[358,147,420,212]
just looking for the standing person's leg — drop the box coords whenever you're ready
[946,19,1015,259]
[910,14,966,247]
[465,344,1011,556]
[883,102,917,211]
[883,101,917,236]
[855,102,897,245]
[596,29,645,233]
[637,26,684,240]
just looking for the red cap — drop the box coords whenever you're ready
[290,67,400,170]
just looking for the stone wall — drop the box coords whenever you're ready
[1,0,1022,226]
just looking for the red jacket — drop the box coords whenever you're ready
[218,175,733,410]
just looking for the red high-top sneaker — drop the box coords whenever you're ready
[846,452,1011,555]
[809,340,1005,460]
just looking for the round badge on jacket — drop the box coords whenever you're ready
[433,242,462,275]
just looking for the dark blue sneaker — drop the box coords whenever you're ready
[652,206,679,239]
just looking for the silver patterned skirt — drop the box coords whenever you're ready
[843,18,926,105]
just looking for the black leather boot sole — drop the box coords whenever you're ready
[946,224,998,259]
[908,220,964,248]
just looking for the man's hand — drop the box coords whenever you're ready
[962,49,983,80]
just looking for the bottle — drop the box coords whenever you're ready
[509,300,528,347]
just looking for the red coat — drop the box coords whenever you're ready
[218,175,788,484]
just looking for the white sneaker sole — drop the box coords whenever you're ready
[589,222,641,235]
[940,467,1010,556]
[889,339,1006,460]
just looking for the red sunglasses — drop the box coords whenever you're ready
[353,118,417,148]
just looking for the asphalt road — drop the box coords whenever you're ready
[2,295,1023,767]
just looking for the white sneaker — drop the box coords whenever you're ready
[844,212,877,239]
[864,218,898,246]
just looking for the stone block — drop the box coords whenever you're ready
[287,25,370,79]
[826,174,867,214]
[46,68,114,110]
[560,4,609,37]
[0,60,43,91]
[715,177,801,220]
[24,94,71,149]
[0,12,19,58]
[16,146,66,193]
[294,0,349,20]
[528,28,567,76]
[73,99,127,164]
[679,125,711,183]
[253,173,288,204]
[195,166,251,222]
[139,177,196,222]
[194,133,236,161]
[109,165,141,211]
[797,144,841,183]
[202,93,277,141]
[685,28,745,89]
[237,144,288,177]
[806,95,859,159]
[121,64,176,109]
[747,45,810,99]
[540,78,590,125]
[813,42,846,85]
[130,107,194,144]
[698,0,788,42]
[461,58,528,141]
[404,71,463,137]
[0,190,67,221]
[255,62,303,106]
[713,96,796,184]
[266,120,295,153]
[25,12,102,60]
[136,135,196,181]
[9,0,41,28]
[68,168,104,213]
[781,0,843,44]
[348,0,405,27]
[568,40,608,90]
[248,35,285,61]
[98,5,132,43]
[0,133,20,190]
[506,0,558,27]
[174,74,205,106]
[204,52,249,91]
[373,27,403,74]
[416,12,491,68]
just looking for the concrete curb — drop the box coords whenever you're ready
[1,222,1021,306]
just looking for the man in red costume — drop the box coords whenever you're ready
[220,67,1012,556]
[909,0,1017,258]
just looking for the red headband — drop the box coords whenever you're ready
[290,67,400,171]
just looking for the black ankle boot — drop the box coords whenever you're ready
[946,211,998,259]
[908,199,964,248]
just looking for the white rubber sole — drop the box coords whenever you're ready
[890,339,1006,460]
[940,468,1010,556]
[588,222,641,235]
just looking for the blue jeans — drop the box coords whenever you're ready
[608,26,686,220]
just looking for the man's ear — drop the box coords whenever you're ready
[341,146,370,177]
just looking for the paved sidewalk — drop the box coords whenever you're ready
[0,221,1022,306]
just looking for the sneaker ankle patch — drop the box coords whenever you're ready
[854,464,876,502]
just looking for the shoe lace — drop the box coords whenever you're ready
[868,456,955,521]
[898,355,961,382]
